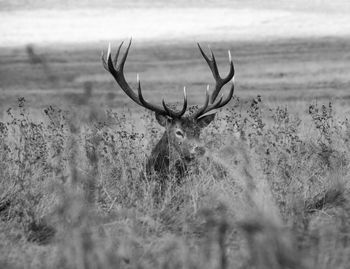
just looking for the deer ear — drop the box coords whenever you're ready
[155,113,171,127]
[197,113,216,128]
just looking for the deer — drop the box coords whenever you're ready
[102,40,235,195]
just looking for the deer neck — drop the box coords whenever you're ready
[146,132,187,178]
[146,133,170,175]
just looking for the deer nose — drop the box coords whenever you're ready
[193,146,205,156]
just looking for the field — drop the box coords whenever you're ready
[1,2,350,268]
[2,38,350,110]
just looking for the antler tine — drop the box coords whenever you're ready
[222,50,235,84]
[113,41,125,66]
[180,86,188,116]
[202,82,234,114]
[211,50,235,102]
[192,85,210,119]
[193,44,235,119]
[102,40,142,106]
[209,46,220,78]
[197,44,235,103]
[209,81,234,110]
[136,74,169,116]
[217,81,234,108]
[102,40,188,118]
[118,39,132,72]
[193,89,225,119]
[197,44,218,78]
[162,86,187,118]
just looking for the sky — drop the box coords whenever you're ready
[1,1,350,47]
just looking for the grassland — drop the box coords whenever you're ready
[1,37,350,268]
[1,38,350,109]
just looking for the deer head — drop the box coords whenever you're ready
[102,40,235,177]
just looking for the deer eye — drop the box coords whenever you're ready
[175,130,184,138]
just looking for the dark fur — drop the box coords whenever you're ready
[145,112,215,191]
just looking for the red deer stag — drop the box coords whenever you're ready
[102,40,234,188]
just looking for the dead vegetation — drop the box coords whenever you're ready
[0,94,349,269]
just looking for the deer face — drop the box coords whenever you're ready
[156,113,216,162]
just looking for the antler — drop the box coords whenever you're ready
[192,44,235,119]
[102,39,187,118]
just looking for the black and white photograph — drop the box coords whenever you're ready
[1,0,350,268]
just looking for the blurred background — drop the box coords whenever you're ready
[1,0,350,116]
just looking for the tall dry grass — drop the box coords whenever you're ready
[0,96,350,268]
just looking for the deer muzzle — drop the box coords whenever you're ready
[187,145,206,160]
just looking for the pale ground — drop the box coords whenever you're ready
[1,6,350,47]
